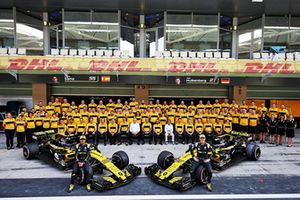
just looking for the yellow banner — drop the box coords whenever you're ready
[0,56,299,74]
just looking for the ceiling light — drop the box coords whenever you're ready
[252,0,263,2]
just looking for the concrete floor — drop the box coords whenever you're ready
[0,131,299,198]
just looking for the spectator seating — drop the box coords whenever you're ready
[0,47,26,56]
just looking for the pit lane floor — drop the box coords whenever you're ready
[0,131,300,200]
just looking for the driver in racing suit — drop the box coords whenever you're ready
[68,135,93,192]
[192,134,213,191]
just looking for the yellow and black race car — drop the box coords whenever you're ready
[23,130,141,191]
[145,131,260,191]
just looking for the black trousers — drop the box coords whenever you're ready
[70,161,93,185]
[26,128,35,143]
[191,160,213,183]
[141,132,153,144]
[16,131,25,147]
[186,132,196,144]
[5,129,15,148]
[86,132,96,144]
[119,131,129,143]
[108,132,120,144]
[153,133,164,144]
[128,132,142,144]
[98,132,108,144]
[175,132,186,143]
[35,126,43,132]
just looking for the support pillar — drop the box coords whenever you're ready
[135,85,149,104]
[43,12,50,55]
[32,83,48,106]
[231,85,247,104]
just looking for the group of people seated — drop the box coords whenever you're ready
[2,97,297,150]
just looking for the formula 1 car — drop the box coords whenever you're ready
[23,130,141,191]
[145,131,260,191]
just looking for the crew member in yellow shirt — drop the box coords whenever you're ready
[86,118,97,144]
[61,98,70,113]
[175,118,185,144]
[231,108,240,131]
[108,118,118,145]
[278,104,289,120]
[3,113,16,150]
[223,119,232,134]
[141,118,152,145]
[76,118,86,136]
[98,118,108,146]
[34,112,44,132]
[239,109,249,133]
[213,119,223,136]
[50,114,59,131]
[43,113,51,131]
[119,118,130,145]
[57,119,67,136]
[15,115,26,148]
[66,118,76,135]
[26,112,36,143]
[268,104,278,118]
[53,98,62,114]
[45,102,55,117]
[185,119,195,143]
[88,99,97,110]
[248,110,258,140]
[195,119,204,140]
[153,120,163,145]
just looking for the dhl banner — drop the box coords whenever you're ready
[0,56,300,75]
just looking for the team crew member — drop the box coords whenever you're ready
[3,113,16,150]
[61,99,70,113]
[276,115,286,146]
[15,115,26,148]
[108,119,119,145]
[258,113,268,143]
[26,112,36,143]
[66,119,76,135]
[57,119,67,135]
[68,135,93,192]
[248,110,258,140]
[231,108,240,131]
[164,119,174,145]
[195,119,204,141]
[185,119,195,144]
[50,114,59,131]
[141,118,153,144]
[192,134,213,192]
[175,118,185,144]
[268,115,277,144]
[119,118,130,145]
[285,115,296,147]
[76,118,86,136]
[86,118,97,144]
[45,102,55,116]
[53,98,62,114]
[98,118,108,146]
[223,119,232,134]
[213,119,223,136]
[129,118,141,145]
[204,118,213,140]
[239,109,249,133]
[268,104,278,118]
[43,113,51,131]
[153,120,163,145]
[34,112,43,132]
[278,105,289,119]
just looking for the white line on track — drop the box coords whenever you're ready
[2,194,300,200]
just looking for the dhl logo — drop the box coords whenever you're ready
[166,61,228,73]
[243,63,295,73]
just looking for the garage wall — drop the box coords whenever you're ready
[149,85,229,98]
[50,83,135,97]
[247,86,300,99]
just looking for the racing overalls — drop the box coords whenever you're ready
[70,143,93,185]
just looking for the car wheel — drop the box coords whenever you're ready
[157,151,174,170]
[246,142,261,161]
[112,151,129,170]
[194,165,209,184]
[23,143,39,160]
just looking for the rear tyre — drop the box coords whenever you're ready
[194,165,209,185]
[157,151,174,170]
[246,143,261,161]
[112,151,129,170]
[23,143,39,160]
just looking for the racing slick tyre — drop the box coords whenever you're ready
[23,143,39,160]
[246,142,261,161]
[194,165,209,185]
[112,151,129,170]
[157,151,175,170]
